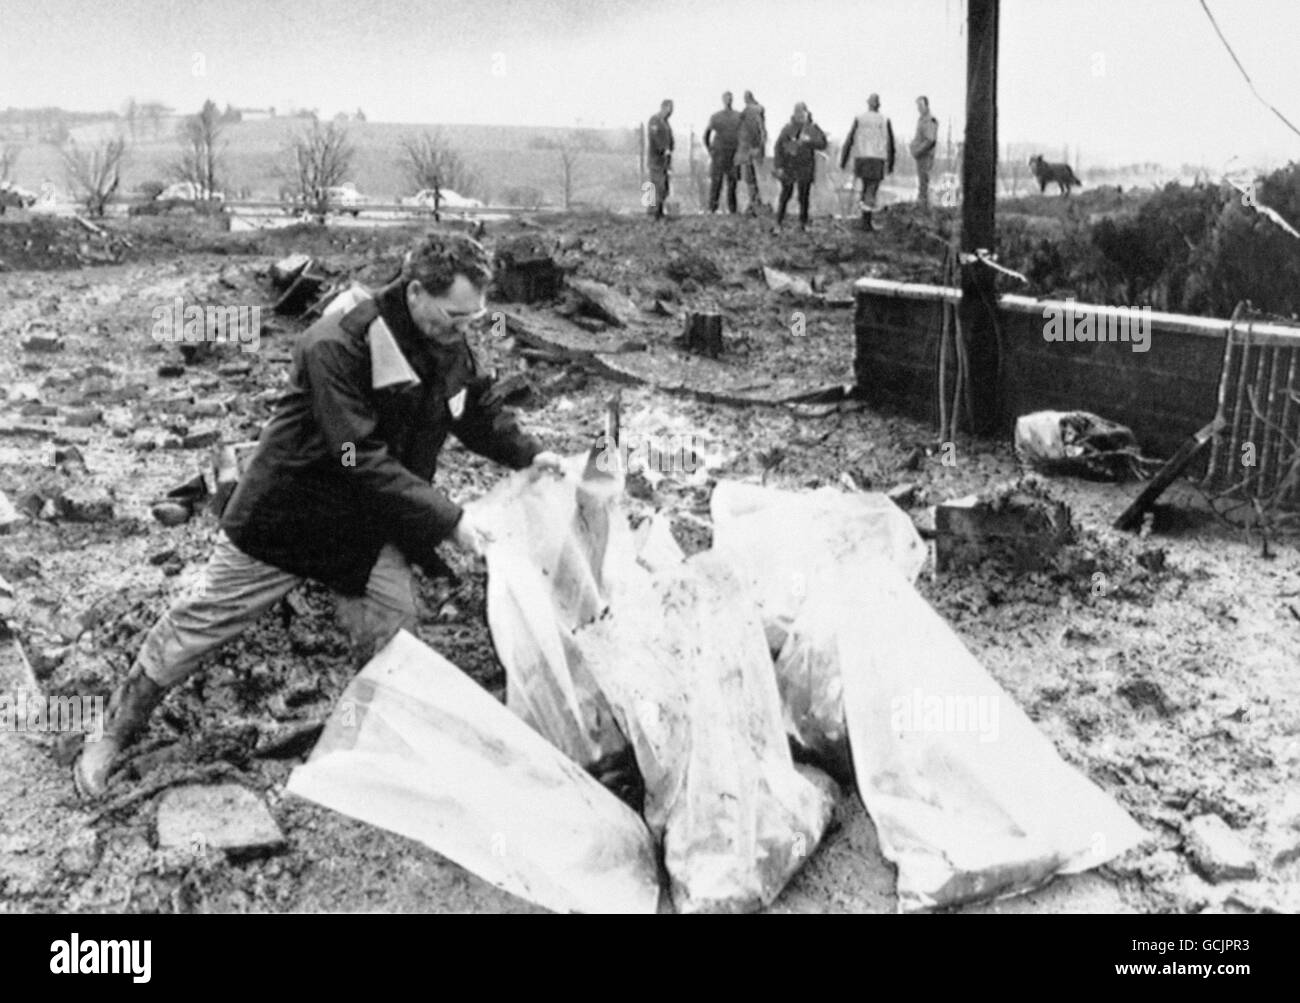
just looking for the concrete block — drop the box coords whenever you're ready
[935,488,1072,573]
[1184,814,1258,883]
[156,784,286,856]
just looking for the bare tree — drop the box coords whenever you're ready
[557,137,581,210]
[0,143,19,184]
[402,129,479,212]
[173,99,225,199]
[531,132,586,209]
[61,134,127,216]
[280,119,354,221]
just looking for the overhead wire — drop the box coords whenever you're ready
[1199,0,1300,143]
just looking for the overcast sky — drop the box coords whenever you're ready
[3,0,1298,167]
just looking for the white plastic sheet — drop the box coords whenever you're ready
[710,481,926,652]
[286,629,661,915]
[712,481,925,773]
[466,454,630,767]
[474,460,834,912]
[711,481,1146,909]
[574,552,835,913]
[788,558,1147,911]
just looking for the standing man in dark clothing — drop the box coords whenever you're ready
[910,96,939,209]
[772,102,828,231]
[646,99,675,219]
[704,91,743,214]
[736,90,768,215]
[73,232,562,799]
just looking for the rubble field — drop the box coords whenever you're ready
[1,209,1297,914]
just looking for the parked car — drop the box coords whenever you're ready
[402,188,485,212]
[0,182,38,213]
[324,183,370,217]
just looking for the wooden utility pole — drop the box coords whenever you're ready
[959,0,1001,435]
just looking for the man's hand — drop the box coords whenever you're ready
[529,451,565,477]
[450,509,494,557]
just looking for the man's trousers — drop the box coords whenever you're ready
[133,532,417,688]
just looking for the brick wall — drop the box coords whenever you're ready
[853,281,1230,457]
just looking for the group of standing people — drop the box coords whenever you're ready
[646,91,940,232]
[646,91,770,222]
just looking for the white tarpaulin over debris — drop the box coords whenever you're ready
[710,481,927,652]
[471,455,835,912]
[573,551,836,913]
[469,453,630,769]
[290,458,1145,914]
[286,628,661,915]
[713,488,1148,912]
[841,559,1147,910]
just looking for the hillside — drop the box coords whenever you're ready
[8,118,645,207]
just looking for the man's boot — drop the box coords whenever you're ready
[72,667,166,799]
[860,210,875,232]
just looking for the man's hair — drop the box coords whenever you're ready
[918,95,929,106]
[401,231,494,294]
[744,89,755,102]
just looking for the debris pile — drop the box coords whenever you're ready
[2,211,1294,916]
[0,217,134,272]
[935,478,1074,573]
[494,234,563,304]
[1014,410,1154,481]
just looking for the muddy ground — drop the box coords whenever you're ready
[0,206,1297,914]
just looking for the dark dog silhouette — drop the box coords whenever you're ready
[1029,155,1083,195]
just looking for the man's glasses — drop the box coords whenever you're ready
[434,301,489,332]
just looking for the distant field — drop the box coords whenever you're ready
[7,118,647,209]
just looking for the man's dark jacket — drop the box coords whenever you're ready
[774,119,829,183]
[647,112,674,170]
[704,108,742,162]
[222,282,541,595]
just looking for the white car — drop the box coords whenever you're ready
[0,181,38,211]
[403,188,485,211]
[159,181,225,201]
[325,183,369,216]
